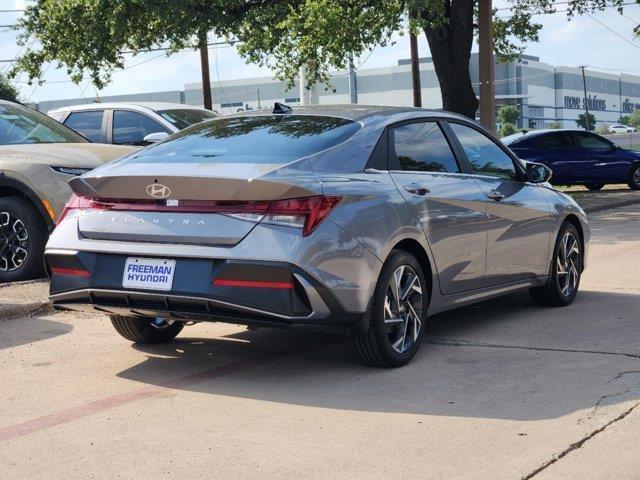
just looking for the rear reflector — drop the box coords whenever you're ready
[51,267,90,277]
[212,279,294,289]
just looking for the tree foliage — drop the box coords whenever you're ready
[576,112,596,131]
[498,105,519,125]
[10,0,637,118]
[626,109,640,128]
[499,122,518,138]
[0,73,19,102]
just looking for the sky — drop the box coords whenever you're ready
[2,0,640,103]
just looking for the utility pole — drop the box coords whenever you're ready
[579,65,590,131]
[478,0,495,132]
[257,88,261,108]
[348,54,358,104]
[409,29,422,107]
[199,31,212,110]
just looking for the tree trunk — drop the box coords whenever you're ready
[199,31,213,110]
[421,0,478,119]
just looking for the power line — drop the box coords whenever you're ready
[585,12,640,51]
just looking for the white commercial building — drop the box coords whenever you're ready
[37,53,640,129]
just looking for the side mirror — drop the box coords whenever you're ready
[526,162,553,184]
[142,132,170,144]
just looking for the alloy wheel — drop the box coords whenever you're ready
[0,211,29,272]
[634,167,640,186]
[556,231,580,297]
[383,265,424,354]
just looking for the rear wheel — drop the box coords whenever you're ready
[0,196,47,283]
[529,222,582,307]
[352,250,428,367]
[110,315,184,343]
[628,164,640,190]
[586,184,605,191]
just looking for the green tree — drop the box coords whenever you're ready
[498,105,519,126]
[499,122,517,138]
[618,115,631,125]
[548,121,562,129]
[0,73,19,102]
[576,113,596,131]
[627,109,640,128]
[10,1,635,119]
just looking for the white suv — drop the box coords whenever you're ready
[48,102,218,146]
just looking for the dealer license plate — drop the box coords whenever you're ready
[122,257,176,291]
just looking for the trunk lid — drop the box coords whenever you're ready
[71,159,323,247]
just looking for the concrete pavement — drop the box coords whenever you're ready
[0,205,639,479]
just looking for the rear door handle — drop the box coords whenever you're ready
[485,191,506,202]
[403,183,430,195]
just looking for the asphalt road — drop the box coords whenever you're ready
[1,205,639,480]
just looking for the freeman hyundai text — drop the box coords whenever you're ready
[45,104,589,367]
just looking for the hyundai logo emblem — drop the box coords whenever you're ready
[146,183,171,199]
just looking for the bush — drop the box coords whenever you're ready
[547,122,562,129]
[499,122,518,138]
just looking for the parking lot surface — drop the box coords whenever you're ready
[1,204,639,480]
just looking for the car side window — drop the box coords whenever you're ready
[112,110,169,146]
[573,132,612,152]
[63,110,104,142]
[390,121,460,173]
[449,123,518,180]
[535,132,575,149]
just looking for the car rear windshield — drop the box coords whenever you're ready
[156,108,218,130]
[125,115,361,164]
[0,102,86,145]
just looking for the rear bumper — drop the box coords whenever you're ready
[46,249,368,333]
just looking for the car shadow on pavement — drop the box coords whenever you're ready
[116,289,640,421]
[0,317,73,350]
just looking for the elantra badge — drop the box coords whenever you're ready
[146,183,171,199]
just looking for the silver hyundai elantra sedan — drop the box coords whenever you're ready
[45,104,589,367]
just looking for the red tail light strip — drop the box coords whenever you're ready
[213,279,294,289]
[51,267,90,277]
[57,194,342,236]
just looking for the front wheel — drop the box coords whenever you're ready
[0,196,47,283]
[529,222,583,307]
[628,164,640,190]
[352,250,428,367]
[586,184,604,191]
[110,315,184,343]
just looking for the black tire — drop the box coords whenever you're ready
[110,315,184,344]
[529,222,583,307]
[351,250,428,368]
[628,164,640,190]
[586,184,604,191]
[0,196,47,283]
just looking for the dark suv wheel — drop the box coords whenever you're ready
[0,196,47,283]
[352,250,428,367]
[529,222,583,307]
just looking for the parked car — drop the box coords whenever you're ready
[0,100,135,282]
[608,124,636,134]
[503,129,640,190]
[45,104,589,367]
[48,102,218,146]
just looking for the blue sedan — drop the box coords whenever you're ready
[503,129,640,190]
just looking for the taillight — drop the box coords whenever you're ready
[263,196,342,236]
[56,194,101,225]
[56,194,342,236]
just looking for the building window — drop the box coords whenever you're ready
[529,106,544,118]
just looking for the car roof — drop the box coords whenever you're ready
[502,128,598,145]
[49,102,210,113]
[226,104,471,123]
